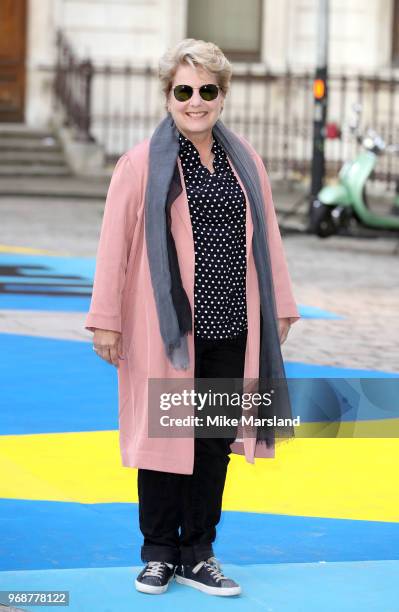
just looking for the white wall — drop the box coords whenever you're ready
[24,0,186,127]
[56,0,186,65]
[264,0,395,72]
[55,0,395,72]
[25,0,56,126]
[24,0,397,130]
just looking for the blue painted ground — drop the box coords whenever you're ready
[0,254,342,318]
[1,499,399,572]
[1,251,397,611]
[0,334,118,434]
[0,561,398,612]
[0,333,397,435]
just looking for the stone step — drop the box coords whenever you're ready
[0,165,72,177]
[0,176,109,199]
[0,150,67,165]
[0,123,55,139]
[0,137,62,152]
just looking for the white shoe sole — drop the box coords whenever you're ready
[175,574,241,596]
[135,575,173,595]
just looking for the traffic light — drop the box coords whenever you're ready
[313,78,326,100]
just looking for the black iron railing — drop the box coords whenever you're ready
[54,30,95,141]
[54,30,399,186]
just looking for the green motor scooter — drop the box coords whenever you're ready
[309,104,399,238]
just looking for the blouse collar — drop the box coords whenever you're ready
[178,130,218,159]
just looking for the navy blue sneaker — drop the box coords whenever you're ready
[175,556,241,596]
[135,561,176,594]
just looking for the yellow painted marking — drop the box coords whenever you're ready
[0,431,398,522]
[0,245,72,256]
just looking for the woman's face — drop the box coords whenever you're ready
[167,63,224,140]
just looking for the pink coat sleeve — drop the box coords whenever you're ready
[85,153,140,333]
[253,152,300,324]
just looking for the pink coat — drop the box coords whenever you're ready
[85,133,300,474]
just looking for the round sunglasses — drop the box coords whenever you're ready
[173,83,220,102]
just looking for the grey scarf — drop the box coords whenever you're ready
[145,112,294,446]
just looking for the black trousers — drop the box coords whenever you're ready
[137,330,247,565]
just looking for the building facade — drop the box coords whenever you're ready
[1,0,397,127]
[1,0,398,181]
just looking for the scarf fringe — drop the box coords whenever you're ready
[167,333,190,370]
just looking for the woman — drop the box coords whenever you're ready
[85,38,300,597]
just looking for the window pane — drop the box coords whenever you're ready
[187,0,261,53]
[393,0,399,62]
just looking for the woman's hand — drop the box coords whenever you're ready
[278,318,292,344]
[93,329,124,368]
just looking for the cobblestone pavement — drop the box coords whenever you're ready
[1,195,398,373]
[281,233,399,372]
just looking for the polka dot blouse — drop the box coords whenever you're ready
[178,130,248,340]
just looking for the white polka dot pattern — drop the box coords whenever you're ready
[178,130,248,340]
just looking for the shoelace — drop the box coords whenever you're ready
[192,557,225,582]
[143,561,173,578]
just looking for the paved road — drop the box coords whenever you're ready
[1,194,398,373]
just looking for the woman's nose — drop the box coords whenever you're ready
[188,89,203,106]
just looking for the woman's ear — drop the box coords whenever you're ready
[220,92,226,113]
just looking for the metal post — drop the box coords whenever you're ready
[308,0,329,223]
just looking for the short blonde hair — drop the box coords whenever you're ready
[158,38,233,107]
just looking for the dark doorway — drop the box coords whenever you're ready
[0,0,27,122]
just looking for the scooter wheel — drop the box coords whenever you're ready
[309,201,337,238]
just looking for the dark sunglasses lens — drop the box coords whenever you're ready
[174,85,193,101]
[200,84,219,101]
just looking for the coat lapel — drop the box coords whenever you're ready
[173,157,194,240]
[227,153,254,262]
